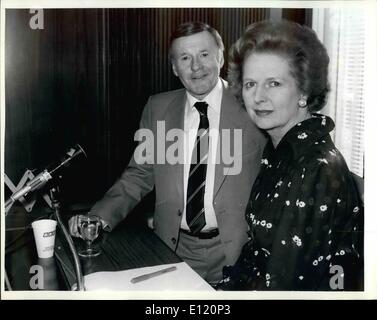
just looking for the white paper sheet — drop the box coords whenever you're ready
[81,262,215,291]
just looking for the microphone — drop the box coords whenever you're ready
[5,144,86,211]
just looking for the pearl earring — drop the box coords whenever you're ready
[298,97,307,108]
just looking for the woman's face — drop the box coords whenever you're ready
[242,52,310,146]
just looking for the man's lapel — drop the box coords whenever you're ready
[213,86,245,198]
[161,85,246,202]
[163,90,186,201]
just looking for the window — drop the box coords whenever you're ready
[312,8,366,177]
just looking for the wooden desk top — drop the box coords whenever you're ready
[5,206,181,291]
[55,216,182,290]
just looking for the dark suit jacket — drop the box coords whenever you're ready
[91,81,266,265]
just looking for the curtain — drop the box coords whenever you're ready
[312,8,366,177]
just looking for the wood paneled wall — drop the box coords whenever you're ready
[5,9,108,204]
[4,8,309,206]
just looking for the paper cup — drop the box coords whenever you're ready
[32,219,57,259]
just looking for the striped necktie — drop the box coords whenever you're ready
[186,101,209,234]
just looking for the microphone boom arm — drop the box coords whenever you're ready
[5,144,86,213]
[4,144,87,291]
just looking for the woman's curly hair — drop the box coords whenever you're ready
[228,20,330,112]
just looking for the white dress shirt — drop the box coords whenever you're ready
[180,79,223,231]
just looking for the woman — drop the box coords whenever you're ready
[217,20,363,290]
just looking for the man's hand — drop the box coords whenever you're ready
[68,215,80,237]
[69,214,109,237]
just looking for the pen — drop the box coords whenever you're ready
[130,266,177,284]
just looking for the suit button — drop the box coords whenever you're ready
[177,210,182,216]
[171,237,176,244]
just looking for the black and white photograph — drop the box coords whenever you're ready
[1,0,376,303]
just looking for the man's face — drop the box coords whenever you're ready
[170,31,224,100]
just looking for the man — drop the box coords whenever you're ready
[70,22,265,285]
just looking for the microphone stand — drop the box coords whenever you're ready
[4,268,12,291]
[5,144,86,215]
[49,186,85,291]
[4,144,86,291]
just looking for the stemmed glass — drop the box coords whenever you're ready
[77,214,102,258]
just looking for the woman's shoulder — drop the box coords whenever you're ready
[292,138,353,189]
[298,134,345,167]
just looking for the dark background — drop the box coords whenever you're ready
[4,8,311,212]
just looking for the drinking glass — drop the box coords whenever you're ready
[77,214,101,257]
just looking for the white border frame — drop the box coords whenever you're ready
[1,0,376,300]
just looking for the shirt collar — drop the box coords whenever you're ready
[263,113,336,162]
[282,113,335,149]
[186,78,223,113]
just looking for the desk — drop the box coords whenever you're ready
[5,205,67,290]
[56,217,182,290]
[5,206,181,291]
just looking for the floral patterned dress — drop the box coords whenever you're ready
[218,114,364,290]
